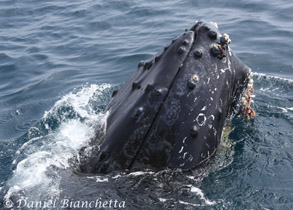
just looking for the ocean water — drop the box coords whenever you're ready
[0,0,292,209]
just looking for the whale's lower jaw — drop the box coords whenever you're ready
[78,21,252,174]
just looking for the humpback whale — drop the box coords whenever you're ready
[78,21,255,174]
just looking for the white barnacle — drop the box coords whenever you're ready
[192,75,199,82]
[223,33,231,44]
[211,22,218,29]
[242,97,247,105]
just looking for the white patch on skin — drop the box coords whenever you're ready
[196,113,214,127]
[179,146,184,153]
[213,128,217,136]
[194,97,198,103]
[196,113,206,126]
[220,57,232,75]
[183,152,188,159]
[228,46,232,56]
[183,137,187,144]
[222,57,227,63]
[210,97,213,101]
[220,69,226,73]
[188,154,194,162]
[201,106,207,111]
[209,115,215,121]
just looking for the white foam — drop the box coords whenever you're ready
[158,185,216,207]
[188,185,216,205]
[158,198,167,202]
[5,84,111,201]
[95,177,109,183]
[128,171,155,176]
[267,105,293,115]
[178,200,201,207]
[254,72,293,83]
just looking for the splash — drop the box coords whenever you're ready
[5,84,111,201]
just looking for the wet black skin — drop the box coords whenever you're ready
[78,21,251,174]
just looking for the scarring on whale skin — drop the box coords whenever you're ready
[79,21,253,174]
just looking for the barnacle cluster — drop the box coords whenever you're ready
[212,33,231,59]
[241,72,256,120]
[222,33,231,45]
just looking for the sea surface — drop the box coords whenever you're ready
[0,0,292,209]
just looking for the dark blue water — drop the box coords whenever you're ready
[0,0,292,209]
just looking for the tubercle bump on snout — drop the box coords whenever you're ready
[189,21,232,60]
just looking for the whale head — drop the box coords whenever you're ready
[79,21,254,173]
